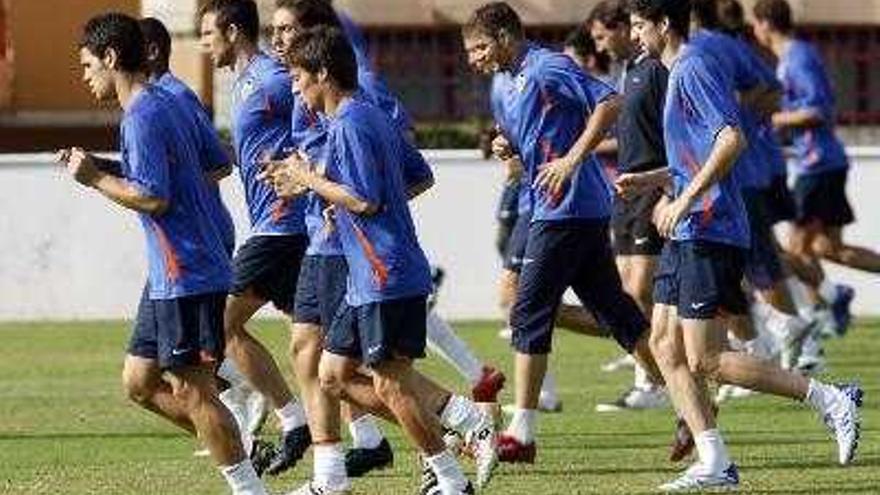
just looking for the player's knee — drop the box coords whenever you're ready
[687,353,720,380]
[811,235,839,259]
[372,374,404,404]
[290,326,321,360]
[318,361,346,398]
[121,369,154,405]
[648,328,675,366]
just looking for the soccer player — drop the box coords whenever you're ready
[264,26,478,494]
[752,0,876,334]
[199,0,310,475]
[629,0,863,489]
[60,13,268,494]
[462,1,664,463]
[138,15,270,451]
[587,0,669,412]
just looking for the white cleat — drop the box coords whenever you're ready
[822,383,864,465]
[287,481,351,495]
[595,386,668,412]
[600,353,636,372]
[464,413,498,489]
[659,462,740,492]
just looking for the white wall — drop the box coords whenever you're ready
[0,150,877,321]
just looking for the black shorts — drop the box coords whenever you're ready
[612,187,664,256]
[503,214,531,272]
[653,240,749,320]
[793,169,854,227]
[762,174,796,224]
[325,296,428,366]
[231,234,308,314]
[743,189,784,290]
[128,286,226,370]
[496,216,517,260]
[510,219,647,355]
[293,255,348,327]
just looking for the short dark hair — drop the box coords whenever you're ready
[139,17,172,65]
[288,26,357,91]
[628,0,691,38]
[564,27,611,73]
[80,12,145,72]
[753,0,793,33]
[717,0,747,36]
[201,0,260,42]
[462,2,523,41]
[275,0,342,29]
[588,0,630,29]
[691,0,721,30]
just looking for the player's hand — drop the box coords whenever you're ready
[615,172,655,201]
[491,134,514,161]
[60,147,101,186]
[322,204,337,234]
[535,155,577,199]
[260,153,310,198]
[653,195,691,238]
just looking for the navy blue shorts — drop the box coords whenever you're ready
[763,174,796,224]
[128,287,226,370]
[743,189,784,290]
[510,219,648,355]
[793,169,854,227]
[231,234,308,314]
[653,241,749,320]
[503,214,531,272]
[325,296,427,366]
[293,255,348,327]
[612,187,664,256]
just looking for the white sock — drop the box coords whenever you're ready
[425,311,484,386]
[694,429,731,473]
[633,363,652,390]
[785,276,817,320]
[540,372,558,399]
[440,395,485,436]
[818,279,838,304]
[314,443,350,491]
[425,450,469,491]
[506,408,536,444]
[348,414,384,449]
[275,399,307,433]
[217,359,248,389]
[220,459,268,495]
[806,379,837,413]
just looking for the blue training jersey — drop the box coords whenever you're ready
[663,44,750,248]
[231,52,306,235]
[492,43,616,222]
[121,85,232,299]
[325,97,432,306]
[156,72,236,253]
[778,40,849,177]
[291,64,428,256]
[691,29,778,190]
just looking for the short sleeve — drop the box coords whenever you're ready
[399,137,433,188]
[358,69,414,133]
[121,115,170,200]
[538,53,616,111]
[194,109,230,172]
[680,56,741,140]
[332,124,384,205]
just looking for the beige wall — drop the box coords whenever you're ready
[6,0,140,112]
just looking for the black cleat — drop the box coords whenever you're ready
[265,424,312,475]
[345,438,394,477]
[250,438,277,476]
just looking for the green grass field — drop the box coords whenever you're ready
[0,319,877,494]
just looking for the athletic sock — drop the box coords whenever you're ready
[217,358,248,389]
[425,311,484,386]
[221,459,268,495]
[785,276,818,320]
[694,429,731,473]
[275,399,307,433]
[348,414,384,449]
[440,395,485,435]
[506,408,536,444]
[314,443,350,492]
[818,279,839,304]
[806,379,837,413]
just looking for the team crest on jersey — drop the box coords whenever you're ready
[236,78,258,105]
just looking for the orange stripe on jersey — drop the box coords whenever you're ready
[271,198,289,223]
[679,145,714,227]
[153,222,182,282]
[350,220,389,290]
